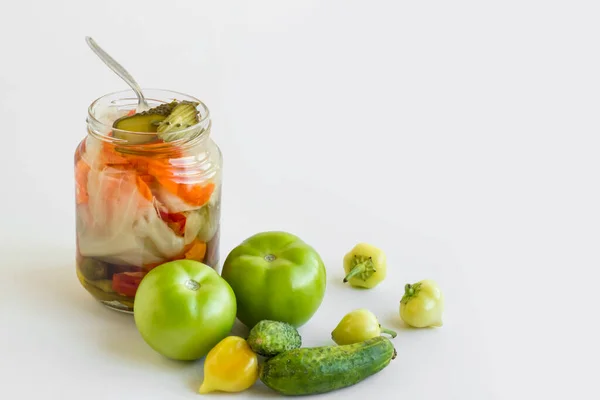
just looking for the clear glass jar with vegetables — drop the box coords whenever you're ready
[75,89,222,312]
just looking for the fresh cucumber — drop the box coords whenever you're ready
[260,336,396,396]
[247,320,301,357]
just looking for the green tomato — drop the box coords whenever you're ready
[133,260,237,361]
[331,308,397,345]
[399,279,444,328]
[221,231,326,328]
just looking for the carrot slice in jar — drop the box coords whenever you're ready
[135,176,154,202]
[75,159,91,204]
[99,135,215,207]
[154,174,215,207]
[101,142,130,165]
[176,181,215,207]
[144,159,216,207]
[185,240,207,262]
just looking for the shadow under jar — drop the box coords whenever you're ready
[75,89,222,313]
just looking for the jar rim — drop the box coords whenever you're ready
[86,88,211,145]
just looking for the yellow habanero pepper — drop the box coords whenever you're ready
[199,336,259,394]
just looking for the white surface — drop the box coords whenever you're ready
[1,1,599,399]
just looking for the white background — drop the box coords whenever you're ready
[1,1,598,399]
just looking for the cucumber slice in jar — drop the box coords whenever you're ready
[78,258,108,281]
[114,113,166,132]
[112,101,179,144]
[156,101,200,142]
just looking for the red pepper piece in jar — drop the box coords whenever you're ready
[159,211,187,236]
[112,271,145,297]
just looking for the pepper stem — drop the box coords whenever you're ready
[379,325,397,338]
[343,256,375,283]
[343,262,366,282]
[401,282,422,305]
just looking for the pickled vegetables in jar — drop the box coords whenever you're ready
[75,89,222,312]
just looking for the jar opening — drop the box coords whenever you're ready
[86,88,211,148]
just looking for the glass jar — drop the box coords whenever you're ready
[75,89,222,312]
